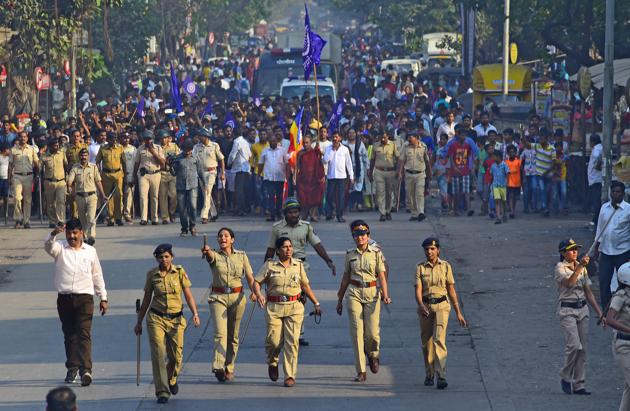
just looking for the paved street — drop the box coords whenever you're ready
[0,201,624,411]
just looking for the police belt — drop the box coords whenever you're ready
[14,172,33,176]
[267,293,301,303]
[560,300,587,309]
[376,167,396,172]
[76,191,95,197]
[150,308,183,319]
[212,286,243,294]
[423,295,447,305]
[103,167,122,173]
[405,169,424,175]
[350,279,378,288]
[45,177,65,182]
[141,168,160,175]
[617,332,630,341]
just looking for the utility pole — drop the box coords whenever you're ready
[70,32,77,116]
[601,0,614,202]
[501,0,510,103]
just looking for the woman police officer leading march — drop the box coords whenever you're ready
[201,227,264,383]
[606,262,630,410]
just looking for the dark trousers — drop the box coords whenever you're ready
[177,189,198,232]
[263,180,284,217]
[234,172,250,213]
[589,183,602,224]
[325,178,346,219]
[57,294,94,373]
[599,250,630,308]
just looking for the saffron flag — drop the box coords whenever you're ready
[170,63,183,114]
[287,107,304,168]
[302,4,326,81]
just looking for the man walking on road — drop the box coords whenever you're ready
[9,130,39,228]
[44,218,108,387]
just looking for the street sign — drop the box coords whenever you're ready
[509,42,518,64]
[577,66,591,99]
[34,67,51,91]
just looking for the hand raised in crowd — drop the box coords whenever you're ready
[51,224,65,236]
[579,255,590,266]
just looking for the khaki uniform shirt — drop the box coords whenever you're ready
[144,264,192,314]
[610,289,630,333]
[194,141,224,169]
[256,258,308,301]
[554,260,590,302]
[371,141,399,169]
[41,152,67,180]
[267,220,321,260]
[122,145,137,183]
[345,244,386,283]
[95,143,125,172]
[134,144,164,173]
[400,143,428,173]
[415,258,455,298]
[10,144,39,173]
[207,249,253,289]
[68,163,101,193]
[65,143,87,168]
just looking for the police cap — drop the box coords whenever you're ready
[197,127,212,138]
[140,130,154,140]
[282,197,300,212]
[558,238,581,253]
[153,243,173,256]
[422,237,440,248]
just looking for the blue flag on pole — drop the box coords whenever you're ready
[136,96,145,118]
[302,4,326,81]
[182,75,197,97]
[201,100,213,117]
[224,111,236,129]
[327,100,344,132]
[170,63,183,114]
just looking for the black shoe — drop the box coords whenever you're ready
[368,357,379,374]
[64,369,79,383]
[210,216,218,222]
[268,365,279,381]
[337,217,346,223]
[107,220,115,227]
[379,215,386,221]
[325,215,333,221]
[23,223,31,229]
[409,216,417,221]
[151,221,158,226]
[543,210,550,217]
[80,371,92,386]
[115,219,124,226]
[157,396,168,404]
[436,377,448,389]
[213,369,226,382]
[299,338,309,346]
[162,220,169,225]
[169,382,179,395]
[386,213,392,220]
[139,220,148,226]
[424,375,434,386]
[49,223,56,229]
[467,210,474,217]
[561,379,572,394]
[418,213,426,221]
[573,388,591,395]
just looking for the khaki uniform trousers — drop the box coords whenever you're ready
[75,193,97,240]
[146,311,186,399]
[405,172,426,217]
[558,305,589,391]
[208,292,246,373]
[373,169,396,216]
[265,301,304,379]
[102,171,123,221]
[420,300,450,378]
[69,193,78,219]
[138,172,161,222]
[346,289,381,374]
[12,174,33,223]
[123,181,134,220]
[44,180,66,224]
[613,338,630,411]
[200,171,217,219]
[159,172,177,221]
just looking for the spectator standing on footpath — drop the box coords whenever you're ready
[228,132,252,216]
[587,134,603,226]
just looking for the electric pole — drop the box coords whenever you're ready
[601,0,614,201]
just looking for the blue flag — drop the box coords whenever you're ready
[278,113,287,133]
[170,63,183,114]
[201,100,213,117]
[224,111,236,129]
[136,96,145,118]
[302,4,327,81]
[327,100,344,132]
[182,75,197,97]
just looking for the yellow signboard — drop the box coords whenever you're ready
[509,43,518,64]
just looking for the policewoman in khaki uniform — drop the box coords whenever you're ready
[555,238,604,395]
[254,237,321,387]
[397,130,431,222]
[41,138,67,227]
[158,130,180,224]
[415,237,467,389]
[336,220,391,382]
[134,244,201,404]
[67,149,107,245]
[95,132,125,226]
[193,128,225,223]
[133,130,165,225]
[65,129,87,218]
[607,263,630,410]
[368,131,399,221]
[201,227,263,382]
[9,131,39,228]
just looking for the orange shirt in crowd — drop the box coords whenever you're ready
[505,157,522,187]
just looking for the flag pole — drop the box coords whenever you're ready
[313,63,321,127]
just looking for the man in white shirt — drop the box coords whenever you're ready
[595,181,630,308]
[472,112,497,139]
[587,134,603,225]
[258,135,287,221]
[44,218,108,387]
[227,134,252,215]
[323,131,354,222]
[435,111,457,141]
[88,130,105,165]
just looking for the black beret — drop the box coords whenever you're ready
[421,237,440,248]
[153,243,173,256]
[140,130,154,140]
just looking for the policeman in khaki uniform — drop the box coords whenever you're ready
[133,130,165,225]
[606,263,630,409]
[368,130,399,221]
[254,237,321,388]
[67,149,107,245]
[554,239,604,395]
[193,128,224,223]
[415,237,467,389]
[134,244,200,404]
[158,130,180,224]
[9,131,39,228]
[397,130,431,222]
[120,132,137,223]
[95,132,125,226]
[201,227,262,382]
[65,129,88,218]
[336,220,391,382]
[41,138,67,227]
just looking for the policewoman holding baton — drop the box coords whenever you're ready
[134,244,200,404]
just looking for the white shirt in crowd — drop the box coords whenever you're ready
[227,136,252,173]
[259,146,287,182]
[473,123,497,138]
[436,121,456,140]
[323,144,354,180]
[44,234,108,299]
[596,200,630,256]
[0,154,9,179]
[88,141,100,164]
[587,143,603,186]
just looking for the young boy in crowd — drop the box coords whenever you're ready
[482,144,496,219]
[520,136,537,213]
[490,150,510,224]
[0,144,9,219]
[552,141,568,215]
[505,145,522,218]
